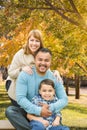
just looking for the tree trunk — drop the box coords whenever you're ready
[65,78,69,96]
[66,85,69,95]
[75,74,80,99]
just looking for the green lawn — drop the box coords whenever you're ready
[0,83,87,129]
[0,83,11,119]
[62,103,87,128]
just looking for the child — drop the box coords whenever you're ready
[27,79,69,130]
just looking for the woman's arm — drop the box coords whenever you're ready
[8,50,22,79]
[8,49,34,79]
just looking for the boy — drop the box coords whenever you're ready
[27,79,69,130]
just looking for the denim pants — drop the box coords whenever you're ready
[49,125,70,130]
[5,80,19,107]
[5,106,70,130]
[29,120,70,130]
[29,120,45,130]
[5,106,31,130]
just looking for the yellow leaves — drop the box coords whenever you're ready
[0,18,34,66]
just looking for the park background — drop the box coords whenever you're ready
[0,0,87,129]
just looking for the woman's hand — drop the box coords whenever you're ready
[53,70,63,84]
[22,66,33,74]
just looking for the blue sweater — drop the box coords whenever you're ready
[16,66,68,116]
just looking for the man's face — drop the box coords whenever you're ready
[35,51,51,75]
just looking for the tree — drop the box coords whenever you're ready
[0,0,87,37]
[0,0,87,98]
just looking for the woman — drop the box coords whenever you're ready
[6,29,63,106]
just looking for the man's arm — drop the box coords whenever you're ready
[49,81,68,113]
[16,71,52,117]
[16,71,41,115]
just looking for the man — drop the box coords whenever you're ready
[5,48,68,130]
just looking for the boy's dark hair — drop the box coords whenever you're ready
[39,79,55,90]
[34,48,52,57]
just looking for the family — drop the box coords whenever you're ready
[5,29,70,130]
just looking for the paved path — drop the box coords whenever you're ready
[69,87,87,95]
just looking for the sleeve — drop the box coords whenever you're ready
[16,72,42,116]
[31,96,40,106]
[56,112,62,117]
[8,50,22,79]
[49,81,68,113]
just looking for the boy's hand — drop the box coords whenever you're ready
[39,119,49,127]
[52,116,60,126]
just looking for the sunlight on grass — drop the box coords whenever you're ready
[62,103,87,128]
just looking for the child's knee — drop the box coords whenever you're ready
[30,120,45,130]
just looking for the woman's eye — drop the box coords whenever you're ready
[30,39,34,41]
[36,40,40,42]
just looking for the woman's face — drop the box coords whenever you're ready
[28,35,41,53]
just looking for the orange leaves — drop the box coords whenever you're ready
[0,18,33,66]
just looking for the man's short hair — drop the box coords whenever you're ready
[34,48,52,57]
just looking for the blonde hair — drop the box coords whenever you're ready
[23,29,43,54]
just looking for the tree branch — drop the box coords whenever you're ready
[45,0,79,26]
[68,0,82,18]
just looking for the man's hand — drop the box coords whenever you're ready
[40,102,52,117]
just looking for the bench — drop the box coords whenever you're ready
[0,120,15,130]
[0,120,87,130]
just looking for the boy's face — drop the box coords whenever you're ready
[39,84,55,101]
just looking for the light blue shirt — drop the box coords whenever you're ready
[16,66,68,116]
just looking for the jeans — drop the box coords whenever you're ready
[5,106,31,130]
[29,120,70,130]
[49,125,70,130]
[5,80,19,107]
[29,120,45,130]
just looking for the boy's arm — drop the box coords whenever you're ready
[27,113,42,121]
[27,113,49,127]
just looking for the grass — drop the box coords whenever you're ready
[0,83,11,119]
[62,103,87,128]
[0,81,87,129]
